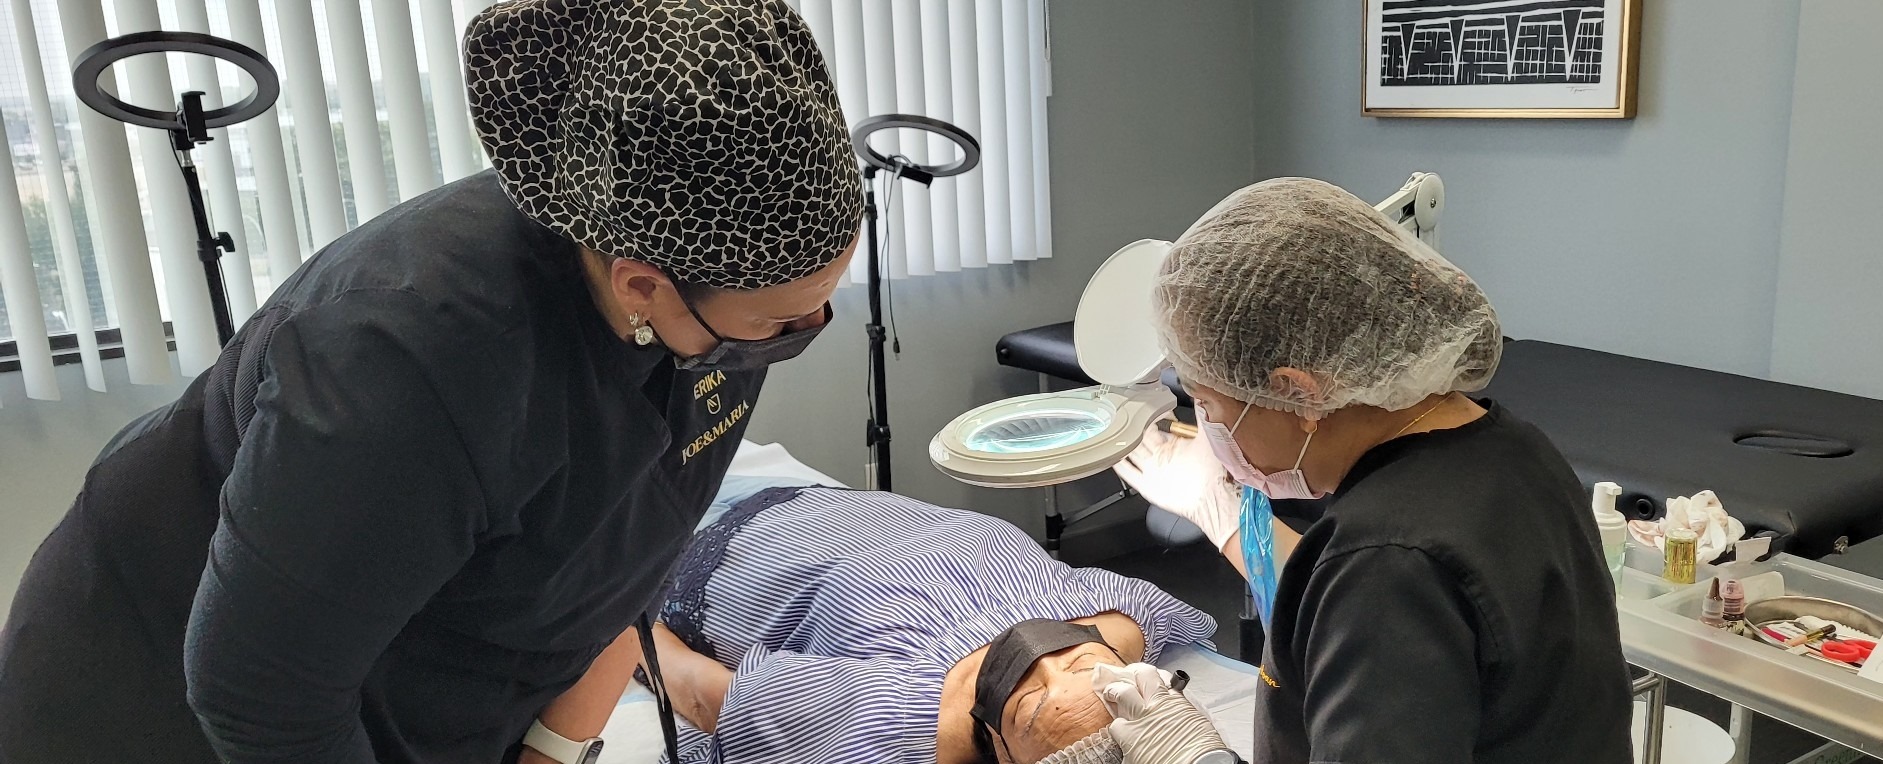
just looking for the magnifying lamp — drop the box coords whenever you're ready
[73,31,280,346]
[929,173,1446,489]
[930,238,1179,487]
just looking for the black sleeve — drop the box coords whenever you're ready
[184,292,487,763]
[1294,545,1483,764]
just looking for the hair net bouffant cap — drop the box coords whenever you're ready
[464,0,863,290]
[1153,177,1502,420]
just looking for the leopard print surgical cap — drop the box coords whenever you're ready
[464,0,863,289]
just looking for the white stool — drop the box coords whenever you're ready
[1633,701,1736,764]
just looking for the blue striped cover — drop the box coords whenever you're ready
[655,487,1217,763]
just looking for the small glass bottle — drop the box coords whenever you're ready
[1720,578,1748,635]
[1699,578,1726,627]
[1663,528,1698,585]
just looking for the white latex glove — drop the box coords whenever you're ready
[1094,663,1231,764]
[1113,423,1241,551]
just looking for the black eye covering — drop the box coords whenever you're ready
[971,619,1112,759]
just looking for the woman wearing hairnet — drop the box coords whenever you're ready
[1102,179,1633,763]
[0,2,858,763]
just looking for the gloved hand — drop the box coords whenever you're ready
[1094,663,1232,764]
[1113,422,1242,551]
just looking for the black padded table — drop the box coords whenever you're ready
[1481,340,1883,559]
[997,322,1191,406]
[1825,536,1883,579]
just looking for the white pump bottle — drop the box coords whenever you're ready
[1592,481,1628,591]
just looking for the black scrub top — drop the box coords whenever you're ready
[0,171,762,763]
[1251,401,1634,764]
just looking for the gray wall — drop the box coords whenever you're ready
[744,0,1258,535]
[0,360,189,619]
[1250,0,1803,379]
[1768,0,1883,399]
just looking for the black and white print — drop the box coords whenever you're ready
[1363,0,1637,117]
[1379,0,1607,87]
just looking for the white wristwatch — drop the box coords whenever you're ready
[523,719,604,764]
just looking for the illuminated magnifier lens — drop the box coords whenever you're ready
[963,409,1112,454]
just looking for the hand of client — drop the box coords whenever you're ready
[1114,423,1241,552]
[523,621,733,764]
[1095,663,1231,764]
[648,622,734,734]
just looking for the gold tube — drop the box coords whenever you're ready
[1663,528,1698,585]
[1166,421,1198,439]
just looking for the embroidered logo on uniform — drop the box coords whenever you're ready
[683,399,751,464]
[693,370,727,401]
[1258,665,1279,688]
[706,394,722,415]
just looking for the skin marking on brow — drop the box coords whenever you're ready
[1018,648,1119,737]
[1019,688,1052,737]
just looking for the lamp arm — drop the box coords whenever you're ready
[1374,172,1445,250]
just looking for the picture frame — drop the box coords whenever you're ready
[1363,0,1642,119]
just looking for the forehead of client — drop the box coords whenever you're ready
[997,641,1122,763]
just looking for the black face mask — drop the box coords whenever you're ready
[671,298,831,373]
[971,619,1112,761]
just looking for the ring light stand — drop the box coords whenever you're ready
[74,31,280,346]
[851,114,980,492]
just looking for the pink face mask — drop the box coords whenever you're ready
[1197,401,1325,501]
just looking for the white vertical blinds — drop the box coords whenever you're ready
[888,0,934,277]
[916,0,958,272]
[372,0,435,199]
[0,107,56,403]
[856,0,905,280]
[54,0,172,386]
[323,0,390,221]
[821,0,872,285]
[419,0,480,181]
[972,0,1013,265]
[9,0,103,393]
[1027,0,1052,263]
[799,0,1052,285]
[998,0,1036,263]
[0,0,1050,404]
[945,0,986,269]
[274,0,349,246]
[224,0,305,289]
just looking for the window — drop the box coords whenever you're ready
[1,0,1051,403]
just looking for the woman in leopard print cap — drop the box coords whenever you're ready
[0,2,860,763]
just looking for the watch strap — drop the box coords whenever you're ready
[523,719,602,764]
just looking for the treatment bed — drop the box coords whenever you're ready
[597,440,1264,763]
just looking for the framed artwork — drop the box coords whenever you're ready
[1363,0,1642,118]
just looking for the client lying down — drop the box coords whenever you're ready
[640,486,1215,763]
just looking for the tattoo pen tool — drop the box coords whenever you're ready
[1158,419,1198,439]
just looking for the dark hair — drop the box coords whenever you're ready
[673,280,718,305]
[580,244,721,305]
[972,723,1000,763]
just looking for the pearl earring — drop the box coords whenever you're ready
[630,313,656,346]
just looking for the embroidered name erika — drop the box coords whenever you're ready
[693,370,728,400]
[682,399,752,464]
